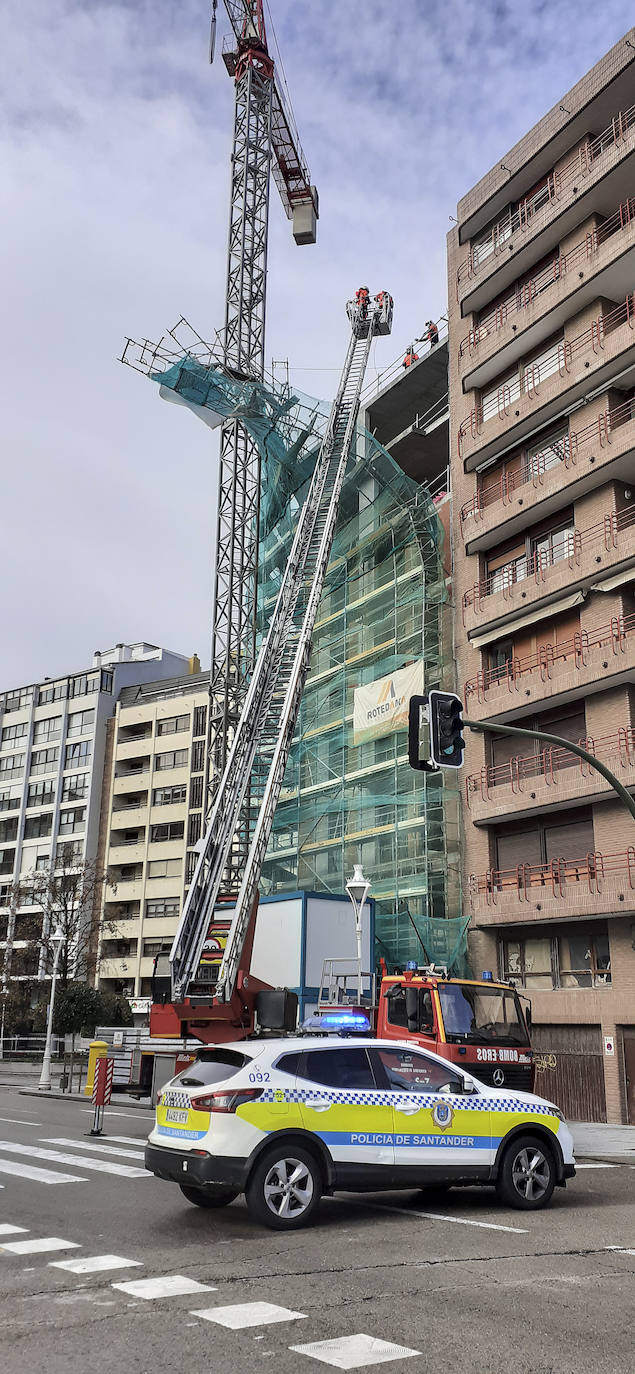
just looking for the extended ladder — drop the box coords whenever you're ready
[170,292,392,1002]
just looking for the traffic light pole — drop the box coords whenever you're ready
[463,718,635,824]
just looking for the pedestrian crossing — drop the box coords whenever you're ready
[0,1130,150,1188]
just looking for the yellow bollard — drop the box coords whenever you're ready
[84,1040,108,1097]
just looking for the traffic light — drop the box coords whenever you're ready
[428,690,466,769]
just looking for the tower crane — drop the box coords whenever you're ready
[208,1,318,889]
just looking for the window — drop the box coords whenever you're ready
[152,785,187,806]
[56,840,83,866]
[0,752,25,778]
[64,739,92,770]
[1,722,28,747]
[30,747,58,776]
[33,717,62,743]
[67,709,95,737]
[61,773,88,802]
[3,687,33,712]
[559,930,611,988]
[24,813,52,840]
[100,669,113,694]
[27,781,56,809]
[193,705,207,737]
[191,739,205,772]
[147,858,182,879]
[524,423,569,480]
[143,939,164,958]
[385,986,434,1033]
[374,1047,462,1094]
[58,806,86,835]
[438,983,527,1045]
[0,850,15,876]
[275,1051,301,1077]
[150,821,184,843]
[532,521,575,571]
[157,714,189,736]
[185,850,197,884]
[501,936,555,989]
[173,1049,249,1087]
[187,812,202,847]
[145,898,180,920]
[495,809,595,874]
[298,1047,375,1089]
[189,775,204,810]
[38,681,67,704]
[68,672,100,698]
[155,750,188,771]
[0,788,20,813]
[0,817,18,844]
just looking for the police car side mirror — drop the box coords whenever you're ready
[460,1075,478,1095]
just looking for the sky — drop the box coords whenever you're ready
[1,0,632,687]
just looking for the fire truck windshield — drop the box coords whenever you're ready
[438,983,529,1046]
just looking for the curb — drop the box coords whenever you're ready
[577,1153,635,1166]
[19,1087,154,1111]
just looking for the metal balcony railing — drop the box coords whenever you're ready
[466,728,635,804]
[458,292,635,455]
[461,396,635,524]
[469,847,635,904]
[464,611,635,701]
[457,104,635,290]
[462,504,635,616]
[459,198,635,359]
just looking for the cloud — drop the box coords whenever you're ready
[1,0,631,684]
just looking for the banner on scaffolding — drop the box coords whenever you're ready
[353,661,425,745]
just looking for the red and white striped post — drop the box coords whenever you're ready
[90,1055,114,1136]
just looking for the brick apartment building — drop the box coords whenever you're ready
[448,32,635,1123]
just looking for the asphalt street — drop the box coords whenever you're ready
[0,1082,633,1374]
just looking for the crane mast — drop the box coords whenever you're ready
[170,292,393,1013]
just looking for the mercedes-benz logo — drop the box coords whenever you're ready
[493,1068,505,1087]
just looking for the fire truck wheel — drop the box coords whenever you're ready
[246,1144,322,1230]
[179,1184,239,1208]
[496,1134,556,1209]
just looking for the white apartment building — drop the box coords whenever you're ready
[97,671,210,999]
[0,643,195,982]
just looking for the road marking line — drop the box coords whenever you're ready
[191,1302,307,1329]
[42,1138,145,1161]
[50,1255,143,1274]
[575,1162,617,1169]
[1,1237,81,1255]
[343,1198,528,1234]
[0,1224,29,1235]
[96,1135,148,1147]
[289,1334,420,1368]
[0,1117,42,1126]
[112,1276,216,1300]
[605,1246,635,1256]
[0,1159,87,1185]
[0,1141,148,1178]
[80,1110,153,1120]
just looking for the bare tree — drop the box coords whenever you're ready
[1,850,115,989]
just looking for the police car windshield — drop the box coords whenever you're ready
[438,984,528,1045]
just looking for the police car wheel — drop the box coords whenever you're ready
[179,1184,239,1208]
[496,1134,555,1209]
[246,1146,322,1230]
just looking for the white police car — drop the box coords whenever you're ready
[145,1032,575,1230]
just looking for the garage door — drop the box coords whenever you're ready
[532,1023,606,1122]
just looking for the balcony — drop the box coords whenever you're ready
[116,737,153,762]
[458,295,635,468]
[462,504,635,635]
[469,848,635,927]
[466,728,635,823]
[456,105,635,310]
[460,397,635,548]
[113,767,150,795]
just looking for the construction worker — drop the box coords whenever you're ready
[355,286,370,321]
[403,344,419,369]
[423,319,439,347]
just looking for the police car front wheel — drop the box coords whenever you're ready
[246,1146,322,1230]
[496,1134,556,1210]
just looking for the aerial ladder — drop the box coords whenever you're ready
[160,291,393,1041]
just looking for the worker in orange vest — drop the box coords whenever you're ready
[423,319,439,347]
[403,344,419,369]
[355,286,370,321]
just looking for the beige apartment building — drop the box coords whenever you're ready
[448,33,635,1123]
[96,672,209,1000]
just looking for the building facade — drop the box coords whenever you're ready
[96,672,210,999]
[0,643,194,986]
[448,32,635,1123]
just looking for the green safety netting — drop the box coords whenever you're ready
[151,354,464,972]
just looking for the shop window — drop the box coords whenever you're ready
[558,930,611,988]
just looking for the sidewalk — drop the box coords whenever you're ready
[19,1086,153,1110]
[571,1120,635,1164]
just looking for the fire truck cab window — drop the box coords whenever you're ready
[386,986,434,1033]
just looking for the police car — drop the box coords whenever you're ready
[145,1029,575,1230]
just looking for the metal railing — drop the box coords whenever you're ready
[457,103,635,289]
[469,848,635,903]
[461,395,635,524]
[360,326,448,404]
[464,611,635,700]
[466,727,635,803]
[462,504,635,615]
[458,292,635,455]
[459,198,635,359]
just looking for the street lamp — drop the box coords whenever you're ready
[38,925,65,1093]
[345,864,370,1002]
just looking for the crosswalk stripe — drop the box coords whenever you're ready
[99,1135,149,1147]
[0,1224,29,1235]
[50,1255,143,1274]
[42,1138,145,1161]
[0,1158,87,1185]
[112,1275,216,1300]
[1,1237,81,1255]
[0,1140,148,1179]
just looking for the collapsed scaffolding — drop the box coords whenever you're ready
[122,324,465,971]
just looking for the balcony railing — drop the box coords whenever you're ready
[456,104,635,289]
[459,199,635,359]
[466,728,635,804]
[464,611,635,702]
[461,396,635,525]
[469,847,635,904]
[458,293,635,456]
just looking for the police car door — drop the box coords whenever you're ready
[371,1046,493,1177]
[297,1045,394,1171]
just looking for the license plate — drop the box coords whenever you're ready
[166,1108,189,1124]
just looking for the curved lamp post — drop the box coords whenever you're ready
[38,925,65,1092]
[345,865,370,1002]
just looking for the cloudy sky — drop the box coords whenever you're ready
[1,0,631,687]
